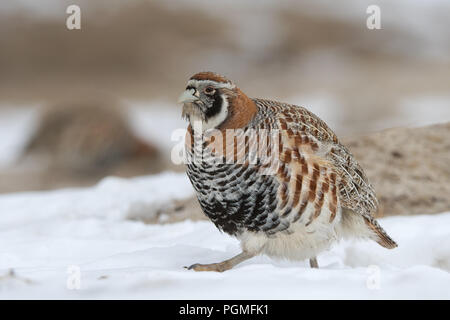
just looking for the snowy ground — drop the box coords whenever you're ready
[0,172,449,299]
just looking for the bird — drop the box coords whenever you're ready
[178,71,397,272]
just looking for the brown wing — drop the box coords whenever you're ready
[252,98,379,218]
[251,98,396,248]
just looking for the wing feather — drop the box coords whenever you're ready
[252,98,379,218]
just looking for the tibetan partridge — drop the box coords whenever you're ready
[179,72,397,272]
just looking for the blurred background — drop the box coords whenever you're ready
[0,0,449,196]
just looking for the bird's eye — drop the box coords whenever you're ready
[204,86,215,95]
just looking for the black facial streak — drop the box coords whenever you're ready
[205,91,223,119]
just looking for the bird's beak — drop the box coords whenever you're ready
[178,89,199,104]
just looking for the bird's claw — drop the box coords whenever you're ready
[184,264,199,270]
[184,263,225,272]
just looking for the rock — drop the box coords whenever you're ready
[16,100,163,191]
[342,122,450,217]
[127,197,204,225]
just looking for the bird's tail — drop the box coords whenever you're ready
[364,217,398,249]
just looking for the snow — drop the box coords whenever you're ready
[398,96,450,128]
[0,105,39,168]
[0,172,449,299]
[125,100,187,152]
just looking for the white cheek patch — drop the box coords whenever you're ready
[205,94,229,129]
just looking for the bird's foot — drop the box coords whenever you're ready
[184,251,255,272]
[184,262,230,272]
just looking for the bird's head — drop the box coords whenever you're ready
[178,72,256,131]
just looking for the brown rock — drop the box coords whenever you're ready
[13,99,164,191]
[342,122,450,217]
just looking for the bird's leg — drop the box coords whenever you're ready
[309,257,319,269]
[186,251,255,272]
